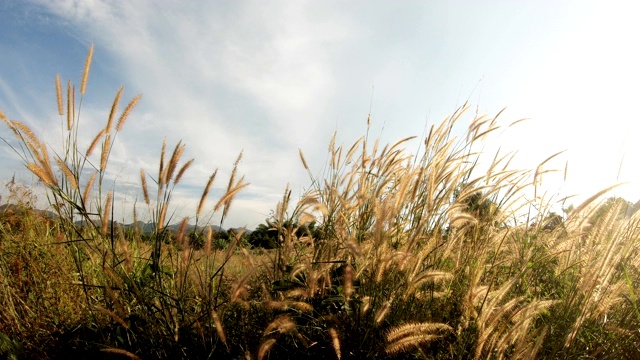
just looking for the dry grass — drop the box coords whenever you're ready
[1,45,639,359]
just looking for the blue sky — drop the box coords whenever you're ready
[1,1,639,228]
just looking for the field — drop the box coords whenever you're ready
[1,46,640,359]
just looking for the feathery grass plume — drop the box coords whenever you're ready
[86,128,105,157]
[66,80,73,130]
[158,202,168,230]
[80,43,93,95]
[55,156,78,190]
[83,171,97,206]
[164,140,185,184]
[499,300,558,356]
[515,325,549,360]
[298,148,309,170]
[0,117,20,141]
[100,348,141,360]
[176,216,188,246]
[211,309,227,346]
[116,94,142,131]
[475,295,523,358]
[100,134,111,171]
[140,169,150,205]
[386,334,440,356]
[101,191,113,235]
[204,225,212,256]
[264,315,296,336]
[174,158,194,185]
[197,170,218,218]
[289,301,314,312]
[387,322,453,342]
[485,299,557,359]
[158,137,167,190]
[213,176,249,212]
[533,151,565,198]
[258,338,276,360]
[404,271,452,300]
[71,83,76,124]
[385,322,453,355]
[375,297,394,324]
[217,151,245,221]
[329,328,341,360]
[38,142,57,186]
[106,86,123,133]
[9,120,41,148]
[265,301,289,311]
[228,151,243,190]
[360,296,372,315]
[27,162,55,186]
[344,264,353,300]
[96,306,128,329]
[55,74,63,116]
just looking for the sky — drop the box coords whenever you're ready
[1,1,639,229]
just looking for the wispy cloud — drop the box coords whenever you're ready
[23,0,364,227]
[2,1,639,227]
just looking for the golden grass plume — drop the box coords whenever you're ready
[80,43,93,95]
[385,322,452,355]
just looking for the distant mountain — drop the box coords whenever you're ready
[0,202,249,234]
[0,203,57,220]
[73,219,226,235]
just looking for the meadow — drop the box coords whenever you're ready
[1,46,639,359]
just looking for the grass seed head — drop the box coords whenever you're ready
[66,80,73,130]
[174,158,194,185]
[116,94,141,131]
[100,348,140,360]
[101,191,113,235]
[83,171,98,207]
[55,156,78,190]
[86,128,105,157]
[27,162,55,187]
[80,44,93,95]
[258,338,276,360]
[140,169,150,205]
[106,86,123,133]
[329,328,341,360]
[211,309,227,345]
[197,170,217,218]
[100,134,111,171]
[55,74,63,116]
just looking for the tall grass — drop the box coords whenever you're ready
[1,46,639,359]
[1,46,249,358]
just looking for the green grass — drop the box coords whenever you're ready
[1,46,640,359]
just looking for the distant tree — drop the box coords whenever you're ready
[589,197,634,226]
[248,219,320,249]
[248,222,279,249]
[461,191,499,224]
[541,212,564,232]
[629,199,640,217]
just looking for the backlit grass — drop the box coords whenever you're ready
[1,46,639,359]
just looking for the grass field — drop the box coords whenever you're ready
[1,46,639,359]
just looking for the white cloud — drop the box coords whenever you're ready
[3,0,639,228]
